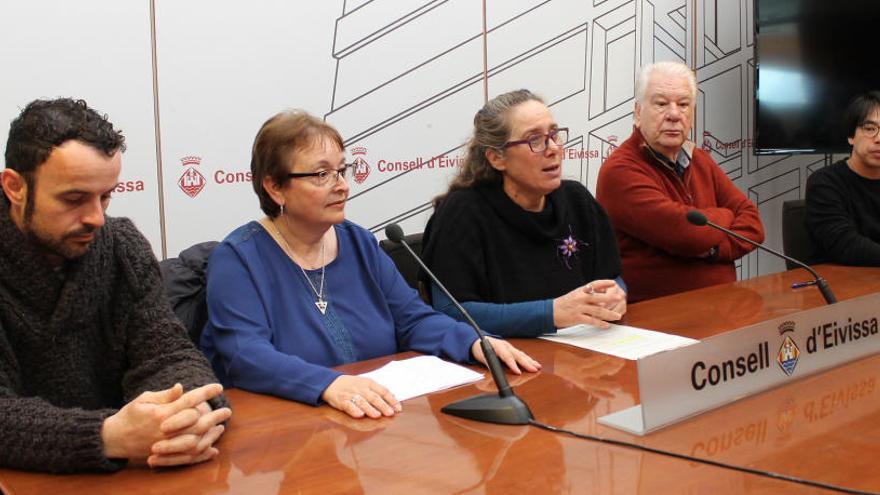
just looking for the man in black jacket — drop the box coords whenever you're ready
[0,98,231,473]
[806,92,880,266]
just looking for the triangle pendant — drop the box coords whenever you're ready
[315,300,328,315]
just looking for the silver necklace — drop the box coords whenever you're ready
[273,220,328,315]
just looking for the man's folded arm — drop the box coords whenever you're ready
[0,376,124,473]
[598,160,731,257]
[113,218,228,410]
[710,164,765,261]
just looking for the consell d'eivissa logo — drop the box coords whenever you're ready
[346,143,614,185]
[689,316,880,392]
[177,155,254,198]
[350,146,370,184]
[702,130,754,152]
[178,156,206,198]
[344,147,466,185]
[176,138,614,196]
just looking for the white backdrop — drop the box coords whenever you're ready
[0,1,162,247]
[0,0,834,279]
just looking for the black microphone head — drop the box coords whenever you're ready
[686,210,708,226]
[384,223,405,243]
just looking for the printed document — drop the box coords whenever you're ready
[359,355,485,401]
[540,324,698,360]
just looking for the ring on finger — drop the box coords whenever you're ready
[586,284,595,294]
[350,394,362,406]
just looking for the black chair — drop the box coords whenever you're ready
[379,232,424,291]
[159,241,219,344]
[781,199,820,269]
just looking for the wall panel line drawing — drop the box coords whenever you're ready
[0,0,844,281]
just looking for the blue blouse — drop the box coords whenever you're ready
[200,220,478,405]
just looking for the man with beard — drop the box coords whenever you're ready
[806,91,880,266]
[597,61,765,301]
[0,98,230,473]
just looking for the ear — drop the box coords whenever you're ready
[262,175,286,209]
[485,147,507,171]
[1,169,27,206]
[633,102,642,128]
[848,136,855,147]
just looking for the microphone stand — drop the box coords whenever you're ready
[686,211,837,304]
[385,225,534,425]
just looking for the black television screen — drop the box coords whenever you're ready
[754,0,880,154]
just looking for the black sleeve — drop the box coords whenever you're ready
[587,191,624,281]
[0,324,125,473]
[112,219,229,410]
[421,192,489,303]
[806,170,880,266]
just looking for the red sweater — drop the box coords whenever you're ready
[596,129,765,302]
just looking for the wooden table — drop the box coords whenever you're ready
[2,265,879,494]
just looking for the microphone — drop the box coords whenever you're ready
[685,210,836,304]
[384,223,534,425]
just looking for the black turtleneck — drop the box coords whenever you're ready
[422,180,622,304]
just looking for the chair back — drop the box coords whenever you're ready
[379,232,424,291]
[159,241,219,344]
[782,199,820,269]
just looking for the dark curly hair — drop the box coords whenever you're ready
[4,98,125,205]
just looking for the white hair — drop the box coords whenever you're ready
[635,61,697,103]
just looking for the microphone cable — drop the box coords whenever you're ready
[526,418,878,495]
[385,222,859,491]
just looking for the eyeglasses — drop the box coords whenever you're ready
[858,122,880,138]
[503,128,569,153]
[287,164,350,187]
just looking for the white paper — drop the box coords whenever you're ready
[358,355,485,401]
[539,323,698,360]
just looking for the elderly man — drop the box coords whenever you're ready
[597,61,764,301]
[806,91,880,266]
[0,98,231,473]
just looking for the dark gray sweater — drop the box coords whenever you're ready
[0,201,226,473]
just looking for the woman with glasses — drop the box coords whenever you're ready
[421,89,626,337]
[200,110,539,419]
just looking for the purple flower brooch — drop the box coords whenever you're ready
[557,226,588,269]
